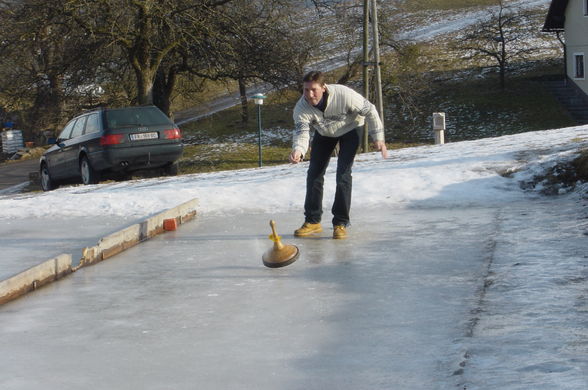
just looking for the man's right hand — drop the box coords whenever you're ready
[289,150,302,164]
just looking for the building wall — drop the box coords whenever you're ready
[565,0,588,95]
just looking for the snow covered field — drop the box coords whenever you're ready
[1,125,586,220]
[1,125,587,389]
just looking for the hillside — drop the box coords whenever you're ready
[176,0,572,174]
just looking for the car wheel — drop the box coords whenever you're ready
[163,162,179,176]
[80,155,100,185]
[40,162,59,191]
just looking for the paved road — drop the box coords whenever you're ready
[0,159,38,191]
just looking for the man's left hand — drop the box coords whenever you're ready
[374,140,388,159]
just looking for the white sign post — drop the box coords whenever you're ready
[433,112,446,145]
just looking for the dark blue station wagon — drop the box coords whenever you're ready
[40,106,183,191]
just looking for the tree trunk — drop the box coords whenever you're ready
[500,41,506,89]
[135,66,155,105]
[499,65,506,89]
[238,77,249,124]
[153,66,178,118]
[30,73,65,139]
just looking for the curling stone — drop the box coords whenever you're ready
[262,220,300,268]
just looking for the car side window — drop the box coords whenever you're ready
[58,120,76,140]
[70,116,87,139]
[84,113,101,134]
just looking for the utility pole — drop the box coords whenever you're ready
[362,0,370,152]
[371,0,384,128]
[362,0,385,153]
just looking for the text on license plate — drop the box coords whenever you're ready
[130,132,159,141]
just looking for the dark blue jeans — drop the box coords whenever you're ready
[304,128,360,227]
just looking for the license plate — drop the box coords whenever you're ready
[130,132,158,141]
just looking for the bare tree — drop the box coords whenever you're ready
[380,42,432,139]
[188,0,314,123]
[0,0,106,137]
[455,0,538,89]
[327,2,365,85]
[65,0,315,119]
[0,0,317,129]
[67,0,235,109]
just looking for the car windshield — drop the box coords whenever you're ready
[105,106,172,128]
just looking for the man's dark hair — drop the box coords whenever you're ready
[303,71,326,85]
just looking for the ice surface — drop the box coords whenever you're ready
[0,216,136,280]
[0,208,502,389]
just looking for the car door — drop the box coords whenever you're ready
[48,119,76,180]
[62,115,88,177]
[80,112,104,167]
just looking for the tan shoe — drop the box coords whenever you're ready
[333,225,347,239]
[294,222,322,237]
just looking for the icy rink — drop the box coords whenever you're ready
[1,197,587,389]
[0,207,496,389]
[0,216,136,280]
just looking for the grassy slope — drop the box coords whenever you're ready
[388,61,576,143]
[436,73,576,142]
[178,60,575,174]
[175,0,575,175]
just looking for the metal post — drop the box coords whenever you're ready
[362,0,370,153]
[257,104,262,167]
[252,93,266,167]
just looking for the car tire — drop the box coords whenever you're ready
[163,162,179,176]
[80,155,100,185]
[40,162,59,191]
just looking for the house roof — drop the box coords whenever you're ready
[543,0,569,32]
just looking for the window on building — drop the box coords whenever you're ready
[585,0,588,16]
[574,54,585,79]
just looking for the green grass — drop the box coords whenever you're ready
[177,59,577,175]
[180,90,296,143]
[179,144,293,174]
[424,63,577,141]
[177,142,420,175]
[379,51,576,142]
